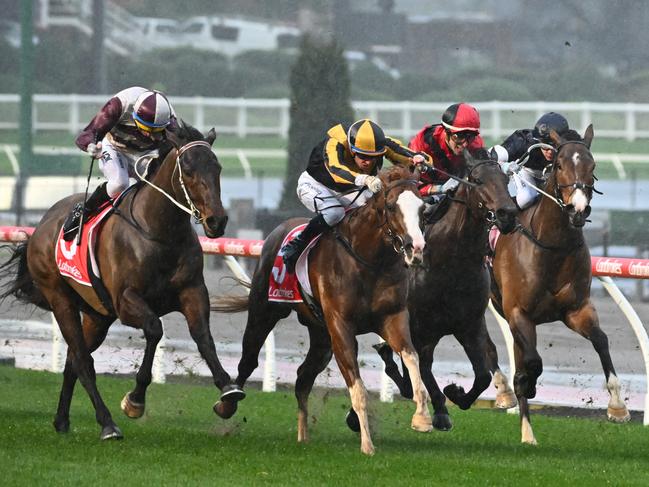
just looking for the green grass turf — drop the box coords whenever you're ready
[0,365,646,486]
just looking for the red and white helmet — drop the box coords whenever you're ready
[441,103,480,134]
[132,90,172,133]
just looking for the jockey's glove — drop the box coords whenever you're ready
[501,161,521,176]
[355,174,383,193]
[87,142,103,159]
[440,178,459,193]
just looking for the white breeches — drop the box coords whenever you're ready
[296,171,372,226]
[97,138,157,197]
[512,168,541,210]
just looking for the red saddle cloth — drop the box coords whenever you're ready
[268,224,306,303]
[55,204,114,286]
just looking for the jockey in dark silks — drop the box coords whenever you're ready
[409,103,485,198]
[281,118,430,273]
[489,112,570,209]
[62,86,177,240]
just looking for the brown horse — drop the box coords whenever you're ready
[490,125,631,445]
[213,164,432,455]
[372,149,518,431]
[0,123,243,440]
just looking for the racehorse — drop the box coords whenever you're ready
[213,164,432,455]
[490,124,631,445]
[0,123,243,440]
[371,149,519,431]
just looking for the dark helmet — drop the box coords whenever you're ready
[132,90,172,133]
[533,112,569,144]
[441,103,480,134]
[347,119,387,156]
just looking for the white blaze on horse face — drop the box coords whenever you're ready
[568,150,589,212]
[396,191,425,258]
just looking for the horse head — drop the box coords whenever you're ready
[461,148,517,234]
[375,164,425,266]
[166,122,228,238]
[548,124,596,228]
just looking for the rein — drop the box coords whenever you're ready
[133,140,213,223]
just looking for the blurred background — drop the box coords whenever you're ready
[1,0,648,298]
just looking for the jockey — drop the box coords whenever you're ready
[490,112,569,209]
[281,118,430,273]
[409,103,484,197]
[62,86,177,241]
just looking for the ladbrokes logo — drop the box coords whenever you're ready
[595,259,622,275]
[630,262,649,277]
[57,259,83,280]
[270,288,294,299]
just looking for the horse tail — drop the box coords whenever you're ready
[0,242,52,311]
[210,277,251,313]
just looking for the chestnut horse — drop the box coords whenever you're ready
[490,125,630,445]
[0,123,243,440]
[214,165,432,455]
[372,149,518,431]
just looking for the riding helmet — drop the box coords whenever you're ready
[133,90,172,133]
[441,103,481,134]
[533,112,569,143]
[347,119,387,156]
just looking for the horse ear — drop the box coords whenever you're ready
[206,128,217,146]
[583,124,594,149]
[549,129,563,147]
[166,128,181,149]
[463,148,475,167]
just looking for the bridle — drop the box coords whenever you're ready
[134,140,214,224]
[446,160,502,227]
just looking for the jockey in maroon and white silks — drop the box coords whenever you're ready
[62,86,177,241]
[409,103,485,197]
[75,86,177,197]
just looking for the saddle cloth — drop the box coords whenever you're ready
[268,224,321,303]
[55,203,114,286]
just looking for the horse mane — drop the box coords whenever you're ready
[173,119,206,142]
[562,129,583,142]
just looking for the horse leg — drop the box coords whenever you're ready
[381,312,432,433]
[444,322,493,410]
[483,335,517,409]
[518,396,537,445]
[53,311,112,433]
[564,302,630,423]
[41,286,121,440]
[177,285,243,418]
[115,288,164,419]
[418,343,452,431]
[371,342,413,399]
[295,320,333,443]
[509,309,542,399]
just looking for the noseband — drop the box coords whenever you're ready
[135,140,214,223]
[382,178,420,255]
[449,160,502,226]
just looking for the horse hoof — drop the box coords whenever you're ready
[411,413,433,433]
[214,400,238,419]
[495,391,518,409]
[345,409,360,432]
[121,393,145,419]
[433,414,453,431]
[53,418,70,433]
[220,384,246,403]
[100,425,123,441]
[607,406,631,423]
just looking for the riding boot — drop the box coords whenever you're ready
[281,214,329,274]
[62,183,112,241]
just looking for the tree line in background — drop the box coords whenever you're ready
[2,26,649,103]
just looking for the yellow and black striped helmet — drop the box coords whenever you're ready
[347,119,387,156]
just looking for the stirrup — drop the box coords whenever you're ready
[62,204,84,241]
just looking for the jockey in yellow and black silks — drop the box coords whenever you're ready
[281,118,430,273]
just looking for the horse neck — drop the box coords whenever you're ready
[531,172,583,244]
[433,187,487,257]
[342,198,397,266]
[133,150,192,239]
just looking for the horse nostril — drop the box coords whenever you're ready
[205,215,228,237]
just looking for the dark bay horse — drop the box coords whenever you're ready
[214,165,432,455]
[372,150,518,431]
[0,123,243,440]
[490,125,630,445]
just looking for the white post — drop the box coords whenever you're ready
[70,94,79,134]
[237,100,247,138]
[223,255,276,392]
[152,321,166,384]
[50,312,65,373]
[488,300,518,415]
[598,276,649,426]
[625,103,636,142]
[195,97,205,132]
